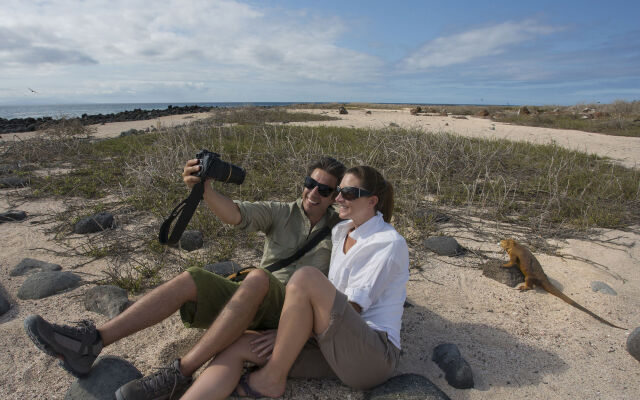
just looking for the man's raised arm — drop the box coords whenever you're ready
[182,158,242,226]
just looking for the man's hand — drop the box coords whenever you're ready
[182,159,202,189]
[250,329,277,359]
[182,158,242,225]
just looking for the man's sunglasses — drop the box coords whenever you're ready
[304,176,335,197]
[336,186,373,201]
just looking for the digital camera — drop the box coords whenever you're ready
[195,149,245,185]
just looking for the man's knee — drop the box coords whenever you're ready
[239,268,270,296]
[174,271,198,302]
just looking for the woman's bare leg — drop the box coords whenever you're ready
[179,269,270,375]
[238,267,336,398]
[180,332,268,400]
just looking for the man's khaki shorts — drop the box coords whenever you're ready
[180,267,286,330]
[289,291,400,390]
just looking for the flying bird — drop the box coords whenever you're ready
[28,87,38,94]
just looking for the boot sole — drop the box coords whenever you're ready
[114,387,125,400]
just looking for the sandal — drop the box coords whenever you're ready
[231,372,265,399]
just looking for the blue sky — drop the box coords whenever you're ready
[1,0,638,106]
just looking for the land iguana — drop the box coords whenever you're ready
[499,238,625,330]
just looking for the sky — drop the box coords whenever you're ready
[1,0,639,106]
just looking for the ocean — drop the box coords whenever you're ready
[0,102,299,120]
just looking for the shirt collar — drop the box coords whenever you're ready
[295,198,336,229]
[339,211,384,240]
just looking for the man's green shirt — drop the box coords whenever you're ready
[234,198,340,283]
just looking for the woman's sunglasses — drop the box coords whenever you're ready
[304,176,335,197]
[336,186,373,201]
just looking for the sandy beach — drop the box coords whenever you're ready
[1,108,639,399]
[0,112,213,142]
[288,108,640,170]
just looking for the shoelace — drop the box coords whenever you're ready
[55,320,99,356]
[57,320,96,338]
[141,365,181,397]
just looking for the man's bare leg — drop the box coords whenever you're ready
[98,271,198,346]
[239,267,336,398]
[179,268,270,376]
[99,267,270,377]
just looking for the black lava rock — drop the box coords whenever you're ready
[481,259,525,287]
[0,210,27,222]
[432,343,474,389]
[10,258,62,277]
[0,291,10,316]
[366,374,450,400]
[204,261,241,277]
[64,356,142,400]
[85,285,130,318]
[119,128,144,137]
[179,230,204,252]
[0,176,29,188]
[627,326,640,362]
[17,271,81,300]
[423,236,466,256]
[2,105,215,134]
[415,209,450,223]
[73,212,115,234]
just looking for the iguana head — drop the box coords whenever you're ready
[500,238,516,251]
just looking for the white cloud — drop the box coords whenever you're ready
[401,20,558,70]
[0,0,381,86]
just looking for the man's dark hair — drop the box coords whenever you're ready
[307,156,346,183]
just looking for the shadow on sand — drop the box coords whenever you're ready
[398,301,567,398]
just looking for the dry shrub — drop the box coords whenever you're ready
[41,117,96,140]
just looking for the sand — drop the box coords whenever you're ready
[1,108,639,399]
[287,108,640,169]
[0,112,213,142]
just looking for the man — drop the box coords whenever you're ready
[24,156,345,400]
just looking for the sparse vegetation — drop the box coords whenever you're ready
[206,107,338,125]
[492,101,640,137]
[2,104,638,292]
[295,100,640,137]
[41,117,97,140]
[102,257,165,294]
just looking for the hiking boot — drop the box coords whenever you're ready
[24,314,103,377]
[115,359,193,400]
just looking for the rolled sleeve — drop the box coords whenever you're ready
[345,287,373,311]
[233,200,277,232]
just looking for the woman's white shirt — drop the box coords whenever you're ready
[328,212,409,349]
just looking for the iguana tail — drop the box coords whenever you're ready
[540,280,626,330]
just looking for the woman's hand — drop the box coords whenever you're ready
[250,329,277,359]
[182,159,202,189]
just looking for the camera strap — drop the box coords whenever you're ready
[265,225,331,272]
[159,181,332,272]
[158,182,205,245]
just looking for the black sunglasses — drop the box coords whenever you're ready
[336,186,373,201]
[304,176,335,197]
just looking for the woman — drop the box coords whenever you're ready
[181,166,409,399]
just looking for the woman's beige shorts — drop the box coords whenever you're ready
[289,290,400,390]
